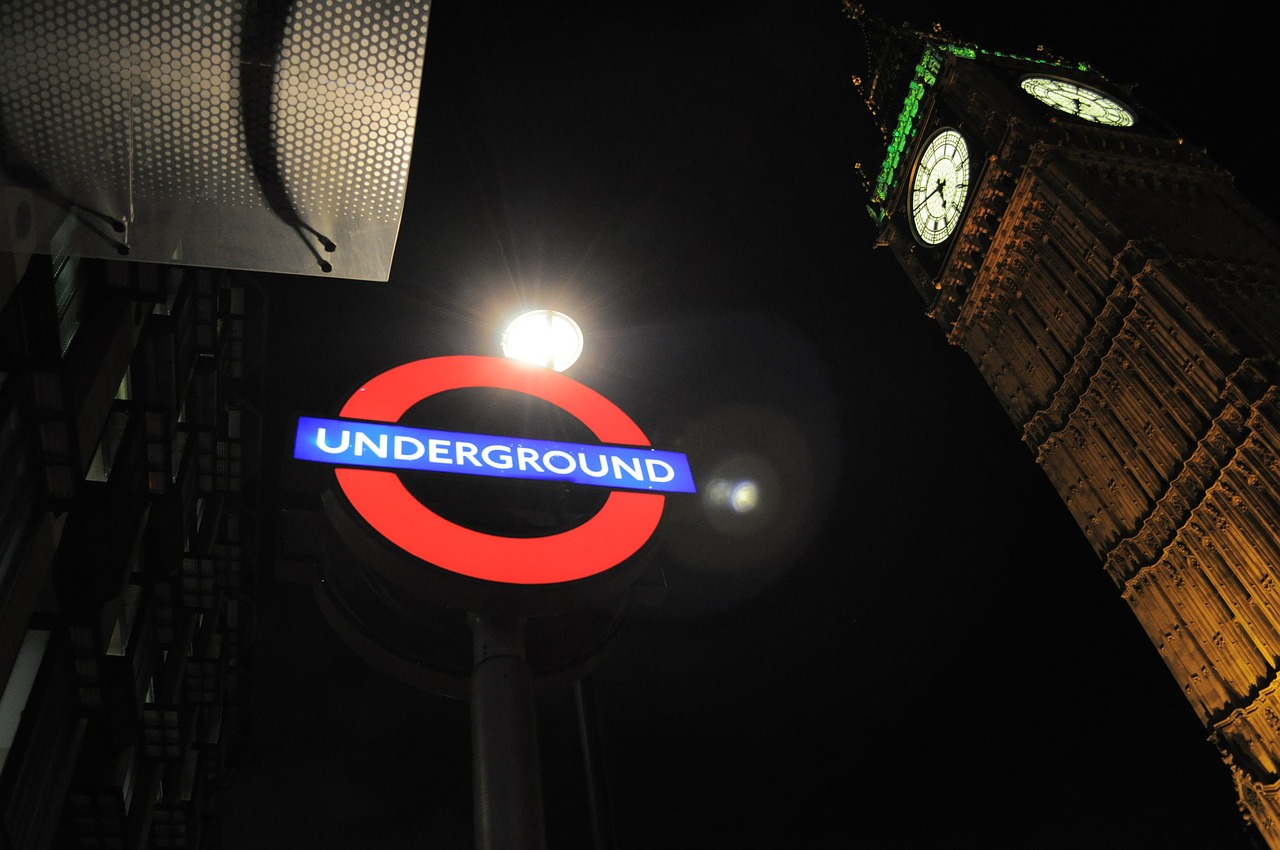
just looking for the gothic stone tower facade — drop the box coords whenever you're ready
[850,10,1280,844]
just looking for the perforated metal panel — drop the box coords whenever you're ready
[0,0,430,280]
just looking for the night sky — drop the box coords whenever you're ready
[221,2,1275,847]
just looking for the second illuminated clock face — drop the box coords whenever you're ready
[1021,76,1135,126]
[910,128,970,246]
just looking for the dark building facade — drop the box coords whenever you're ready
[0,214,260,848]
[850,7,1280,844]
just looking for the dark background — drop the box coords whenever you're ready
[222,2,1276,847]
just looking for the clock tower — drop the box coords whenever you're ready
[849,5,1280,844]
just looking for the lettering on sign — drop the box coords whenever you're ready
[294,417,694,493]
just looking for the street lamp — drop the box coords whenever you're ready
[502,310,583,371]
[471,309,582,849]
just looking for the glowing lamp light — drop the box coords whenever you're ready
[501,310,583,372]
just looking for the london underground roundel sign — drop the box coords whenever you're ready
[292,356,694,585]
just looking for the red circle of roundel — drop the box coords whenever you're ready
[334,356,665,584]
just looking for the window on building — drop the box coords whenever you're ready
[0,629,52,778]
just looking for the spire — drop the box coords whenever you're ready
[843,4,987,214]
[843,4,929,140]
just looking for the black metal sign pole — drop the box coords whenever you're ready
[470,611,546,850]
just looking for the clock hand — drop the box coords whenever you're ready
[914,179,946,212]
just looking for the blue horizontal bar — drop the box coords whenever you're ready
[293,416,695,494]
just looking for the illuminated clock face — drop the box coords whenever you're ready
[910,128,970,246]
[1020,76,1135,127]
